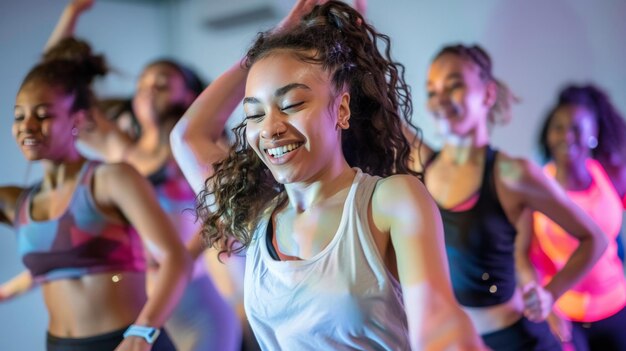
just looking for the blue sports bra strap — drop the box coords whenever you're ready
[12,186,37,228]
[78,161,99,186]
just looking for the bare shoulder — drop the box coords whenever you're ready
[371,174,438,232]
[91,162,148,205]
[373,174,431,204]
[93,162,143,183]
[493,151,543,192]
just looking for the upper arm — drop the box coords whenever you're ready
[372,176,482,349]
[372,175,453,298]
[93,163,185,256]
[170,119,229,195]
[0,187,25,225]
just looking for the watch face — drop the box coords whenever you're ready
[146,328,160,343]
[123,325,161,344]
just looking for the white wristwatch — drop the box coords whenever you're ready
[123,324,161,344]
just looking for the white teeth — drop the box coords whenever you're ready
[266,143,301,157]
[23,139,38,146]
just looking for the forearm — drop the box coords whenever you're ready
[133,250,192,327]
[170,60,246,193]
[45,3,81,52]
[516,257,540,287]
[0,271,35,301]
[404,283,481,351]
[545,234,606,299]
[174,59,247,145]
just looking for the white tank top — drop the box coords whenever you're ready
[244,169,410,350]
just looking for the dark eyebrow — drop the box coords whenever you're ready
[243,97,260,105]
[275,83,310,98]
[426,72,464,87]
[14,103,52,109]
[243,83,311,105]
[444,73,463,81]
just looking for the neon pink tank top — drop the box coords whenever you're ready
[531,159,626,322]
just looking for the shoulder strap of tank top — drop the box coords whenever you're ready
[587,158,616,193]
[12,184,39,227]
[354,172,382,216]
[78,160,99,186]
[481,145,500,200]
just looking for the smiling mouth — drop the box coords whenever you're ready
[23,138,40,146]
[264,142,303,158]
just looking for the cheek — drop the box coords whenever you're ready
[11,123,18,140]
[546,131,559,147]
[245,124,262,152]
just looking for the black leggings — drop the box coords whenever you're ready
[570,305,626,351]
[482,317,562,351]
[46,326,176,351]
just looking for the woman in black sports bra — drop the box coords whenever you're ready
[405,44,608,350]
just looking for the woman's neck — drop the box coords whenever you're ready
[553,158,592,191]
[441,141,488,166]
[441,126,489,165]
[284,159,355,213]
[41,156,87,189]
[136,125,168,153]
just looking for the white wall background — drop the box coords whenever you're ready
[0,0,624,349]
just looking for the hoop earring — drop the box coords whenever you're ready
[71,127,79,137]
[588,136,598,149]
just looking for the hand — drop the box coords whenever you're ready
[0,285,10,302]
[274,0,329,34]
[353,0,367,15]
[69,0,95,14]
[132,91,158,126]
[114,336,151,351]
[546,311,572,343]
[522,281,554,322]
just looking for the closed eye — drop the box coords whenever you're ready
[281,101,304,111]
[245,113,265,121]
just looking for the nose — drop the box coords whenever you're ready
[259,109,287,141]
[564,127,577,144]
[19,114,40,133]
[428,92,450,118]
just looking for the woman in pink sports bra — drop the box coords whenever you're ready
[0,41,191,351]
[519,84,626,351]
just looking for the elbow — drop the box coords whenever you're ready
[170,118,189,153]
[582,224,609,263]
[594,229,609,260]
[166,243,194,283]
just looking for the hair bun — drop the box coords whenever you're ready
[43,37,108,83]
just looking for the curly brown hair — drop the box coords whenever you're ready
[197,1,420,255]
